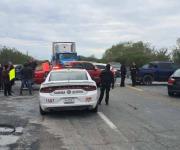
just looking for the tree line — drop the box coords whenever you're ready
[0,47,33,64]
[101,40,180,66]
[1,39,180,67]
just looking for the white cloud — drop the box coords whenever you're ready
[0,0,180,59]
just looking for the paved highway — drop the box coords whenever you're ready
[0,80,180,150]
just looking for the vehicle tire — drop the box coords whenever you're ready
[91,105,98,113]
[39,106,46,115]
[143,75,153,85]
[168,91,174,97]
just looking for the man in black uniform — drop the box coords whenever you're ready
[98,64,114,105]
[2,64,11,96]
[20,63,33,95]
[130,62,138,86]
[120,63,127,87]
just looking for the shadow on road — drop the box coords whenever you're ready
[127,83,167,87]
[42,110,97,119]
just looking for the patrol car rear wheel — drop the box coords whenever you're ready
[39,106,47,115]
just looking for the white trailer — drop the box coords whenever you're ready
[52,42,76,54]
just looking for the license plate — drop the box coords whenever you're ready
[63,98,75,104]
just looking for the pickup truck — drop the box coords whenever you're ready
[137,61,180,85]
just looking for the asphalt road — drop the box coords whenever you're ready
[0,80,180,150]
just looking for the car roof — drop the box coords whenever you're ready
[173,69,180,76]
[93,63,106,66]
[175,69,180,71]
[68,61,94,64]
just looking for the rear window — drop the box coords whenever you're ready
[83,63,95,70]
[35,65,43,71]
[72,63,83,69]
[158,63,173,69]
[96,65,106,70]
[49,71,88,81]
[173,69,180,76]
[142,64,149,69]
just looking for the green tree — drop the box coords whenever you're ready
[172,48,180,64]
[103,41,170,66]
[172,38,180,63]
[0,46,34,64]
[154,48,170,61]
[79,54,100,62]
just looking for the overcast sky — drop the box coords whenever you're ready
[0,0,180,59]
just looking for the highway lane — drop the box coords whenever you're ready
[0,81,180,150]
[103,83,180,150]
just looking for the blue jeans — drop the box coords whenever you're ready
[20,79,32,95]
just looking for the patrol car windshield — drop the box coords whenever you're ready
[49,71,88,81]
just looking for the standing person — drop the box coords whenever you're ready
[130,62,139,87]
[2,64,11,96]
[0,64,3,90]
[120,63,127,87]
[20,63,33,95]
[8,62,15,93]
[98,64,114,105]
[28,59,37,71]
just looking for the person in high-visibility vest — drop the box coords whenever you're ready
[8,63,15,93]
[9,68,15,81]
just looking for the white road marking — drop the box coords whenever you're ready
[98,112,129,143]
[98,112,118,130]
[0,135,19,146]
[127,86,143,92]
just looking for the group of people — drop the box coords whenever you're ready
[120,62,139,87]
[98,62,139,105]
[1,60,138,104]
[0,62,15,96]
[0,60,36,96]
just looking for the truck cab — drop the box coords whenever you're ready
[56,52,78,64]
[52,42,78,66]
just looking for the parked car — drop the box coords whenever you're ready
[14,64,23,80]
[109,62,121,78]
[137,61,180,85]
[93,62,116,77]
[67,61,102,86]
[39,69,98,115]
[34,62,51,84]
[167,69,180,96]
[93,63,106,70]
